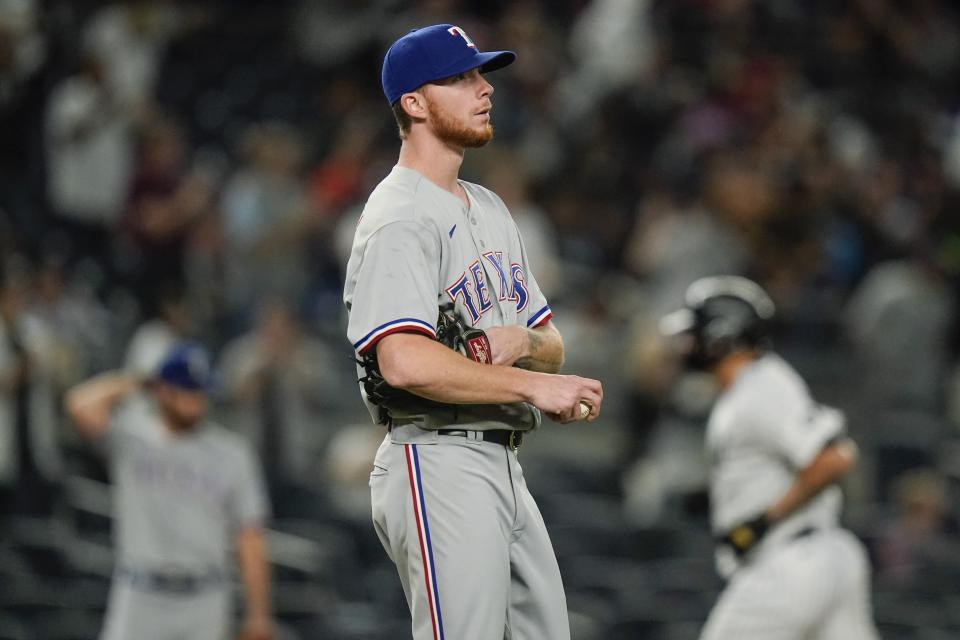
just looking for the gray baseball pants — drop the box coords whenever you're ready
[370,427,570,640]
[100,574,231,640]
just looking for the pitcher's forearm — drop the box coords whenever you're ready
[379,335,544,404]
[514,323,564,373]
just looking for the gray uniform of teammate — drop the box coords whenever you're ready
[701,354,877,640]
[98,393,269,640]
[67,343,272,640]
[345,166,567,640]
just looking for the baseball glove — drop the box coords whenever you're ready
[358,304,492,419]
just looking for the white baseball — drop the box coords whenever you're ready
[579,402,591,420]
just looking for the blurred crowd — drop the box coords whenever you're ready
[3,0,960,637]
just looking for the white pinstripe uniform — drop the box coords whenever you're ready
[700,354,879,640]
[343,165,568,640]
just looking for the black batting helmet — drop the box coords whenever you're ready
[660,276,775,370]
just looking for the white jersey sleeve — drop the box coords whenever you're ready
[741,359,846,470]
[346,218,441,354]
[771,403,846,469]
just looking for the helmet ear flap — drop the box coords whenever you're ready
[687,296,770,368]
[698,315,739,363]
[682,310,728,370]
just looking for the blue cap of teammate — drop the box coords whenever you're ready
[156,342,214,392]
[381,24,516,105]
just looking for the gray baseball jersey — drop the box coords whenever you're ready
[99,393,269,640]
[700,354,878,640]
[344,165,569,639]
[344,165,552,429]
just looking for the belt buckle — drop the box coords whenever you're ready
[509,431,523,451]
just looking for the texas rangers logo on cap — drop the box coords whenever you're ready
[381,23,516,105]
[447,26,476,49]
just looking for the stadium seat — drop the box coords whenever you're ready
[561,555,652,603]
[321,601,411,640]
[874,590,952,629]
[567,608,609,640]
[622,524,688,561]
[0,617,32,640]
[664,619,703,640]
[0,544,33,581]
[34,609,103,640]
[62,475,113,538]
[267,519,359,583]
[0,582,66,629]
[565,590,619,628]
[5,517,72,578]
[271,581,335,621]
[360,563,409,617]
[608,615,668,640]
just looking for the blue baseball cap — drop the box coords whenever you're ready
[382,24,516,105]
[156,342,214,392]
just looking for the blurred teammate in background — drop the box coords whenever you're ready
[66,343,273,640]
[661,276,879,640]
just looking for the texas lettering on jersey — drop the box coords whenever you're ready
[444,250,529,323]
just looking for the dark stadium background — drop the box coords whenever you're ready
[2,1,960,638]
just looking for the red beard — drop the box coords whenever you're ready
[428,101,494,148]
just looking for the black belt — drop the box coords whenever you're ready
[716,526,818,550]
[792,526,816,540]
[436,428,524,450]
[119,567,227,594]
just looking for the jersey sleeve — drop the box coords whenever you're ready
[509,220,553,329]
[346,220,441,354]
[752,400,846,470]
[103,394,147,454]
[778,404,846,469]
[228,442,271,530]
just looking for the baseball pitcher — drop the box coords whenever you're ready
[343,23,604,640]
